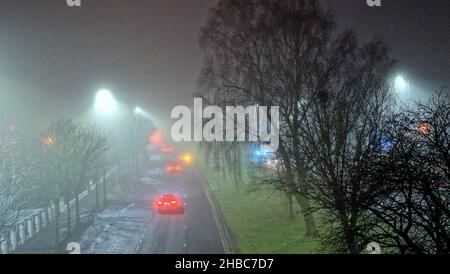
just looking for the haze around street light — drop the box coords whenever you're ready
[95,89,117,114]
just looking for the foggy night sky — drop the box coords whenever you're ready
[0,0,448,133]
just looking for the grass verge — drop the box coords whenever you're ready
[198,162,322,254]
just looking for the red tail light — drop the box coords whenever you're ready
[170,200,177,204]
[157,201,163,206]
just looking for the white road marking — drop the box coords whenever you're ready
[120,203,135,215]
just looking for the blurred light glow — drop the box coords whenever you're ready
[418,122,431,135]
[134,106,152,120]
[179,153,193,164]
[380,137,394,152]
[149,131,162,144]
[162,144,173,153]
[395,76,407,92]
[43,136,55,146]
[251,149,270,164]
[134,107,144,115]
[254,150,267,157]
[95,89,117,113]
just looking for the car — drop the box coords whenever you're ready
[166,162,182,173]
[162,144,173,154]
[156,194,184,214]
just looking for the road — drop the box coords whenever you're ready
[77,146,225,254]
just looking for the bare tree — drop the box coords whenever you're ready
[0,135,36,230]
[197,0,338,236]
[197,0,396,240]
[365,94,450,254]
[296,30,395,253]
[42,119,109,244]
[70,126,109,225]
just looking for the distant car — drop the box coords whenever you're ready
[162,144,173,154]
[166,162,182,173]
[156,194,184,214]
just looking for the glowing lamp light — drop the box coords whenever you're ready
[395,76,407,92]
[251,149,270,165]
[418,122,431,135]
[134,107,144,115]
[43,136,55,146]
[95,89,117,113]
[380,137,394,152]
[254,150,267,157]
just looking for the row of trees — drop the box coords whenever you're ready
[0,135,36,229]
[0,119,109,245]
[197,0,449,253]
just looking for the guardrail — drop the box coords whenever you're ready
[0,167,118,254]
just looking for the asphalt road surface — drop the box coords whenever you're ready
[77,147,225,254]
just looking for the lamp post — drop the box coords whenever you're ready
[394,75,410,102]
[95,89,117,114]
[94,89,117,207]
[133,106,152,175]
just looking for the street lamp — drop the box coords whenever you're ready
[134,107,144,115]
[395,76,407,93]
[95,89,117,114]
[134,106,151,120]
[393,75,412,104]
[43,136,55,146]
[418,122,431,135]
[133,106,152,175]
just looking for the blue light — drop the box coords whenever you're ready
[380,137,394,152]
[251,149,269,164]
[254,150,267,157]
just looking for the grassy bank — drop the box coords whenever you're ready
[198,162,322,254]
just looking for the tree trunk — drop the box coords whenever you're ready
[279,144,318,237]
[294,193,318,237]
[286,192,294,221]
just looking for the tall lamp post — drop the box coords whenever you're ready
[94,89,117,207]
[133,107,152,175]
